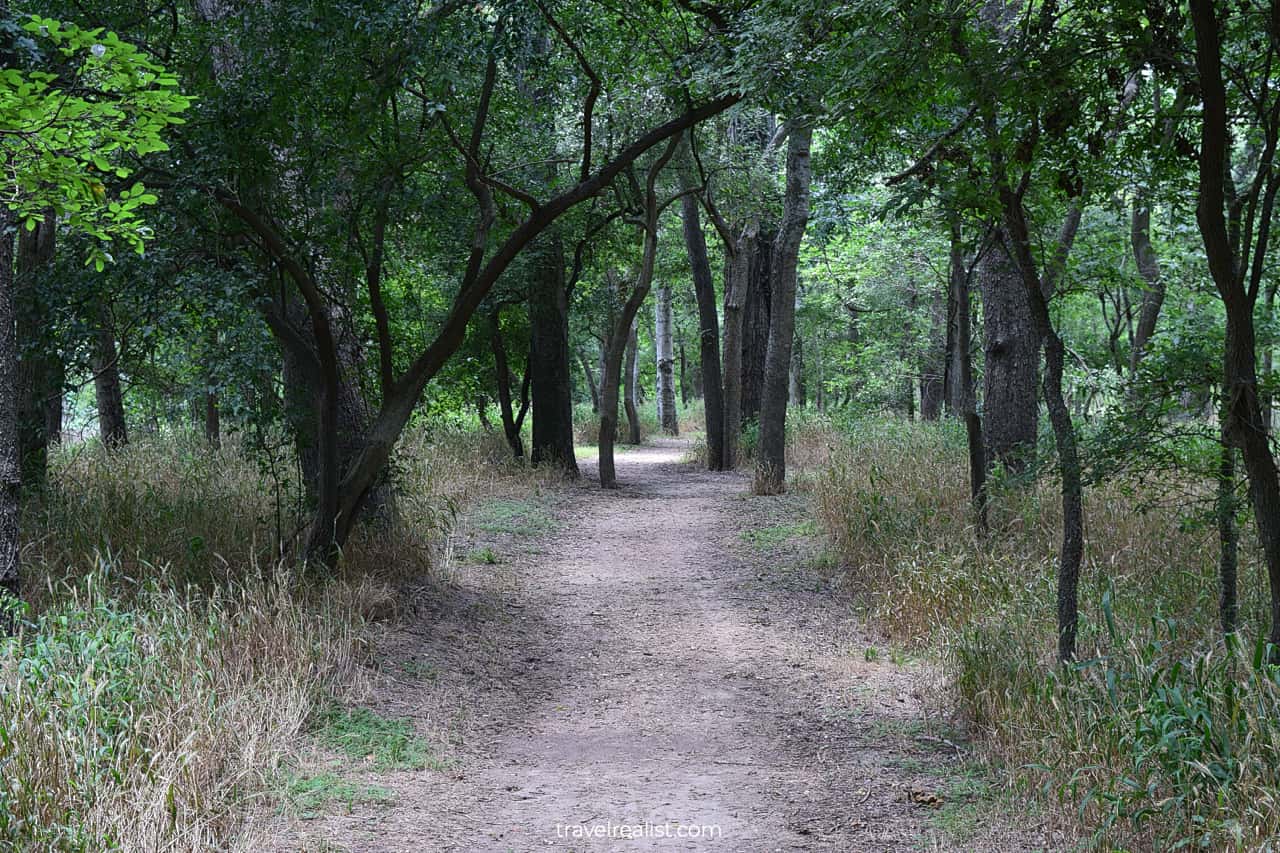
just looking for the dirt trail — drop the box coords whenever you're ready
[280,440,1050,852]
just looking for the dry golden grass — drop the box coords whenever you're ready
[806,414,1280,849]
[1,425,545,851]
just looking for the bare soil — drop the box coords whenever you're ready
[270,440,1057,852]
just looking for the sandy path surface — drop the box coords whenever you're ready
[275,440,1052,852]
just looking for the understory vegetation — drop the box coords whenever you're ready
[0,428,523,850]
[809,415,1280,849]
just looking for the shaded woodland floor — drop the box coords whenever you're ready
[268,440,1054,851]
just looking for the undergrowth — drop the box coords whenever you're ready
[808,413,1278,849]
[1,425,541,850]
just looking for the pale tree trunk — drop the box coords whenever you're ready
[756,126,813,493]
[655,281,678,434]
[0,206,20,617]
[93,302,129,448]
[624,319,641,444]
[978,229,1037,472]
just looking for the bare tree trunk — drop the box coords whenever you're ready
[205,391,221,448]
[978,229,1037,473]
[678,339,689,406]
[679,158,724,467]
[948,219,987,534]
[655,281,678,434]
[756,126,813,493]
[491,311,530,458]
[624,318,641,444]
[93,302,129,448]
[16,210,58,488]
[1218,425,1239,635]
[528,235,579,475]
[0,206,20,618]
[721,222,755,469]
[741,228,773,425]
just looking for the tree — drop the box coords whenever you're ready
[755,124,813,493]
[0,12,188,616]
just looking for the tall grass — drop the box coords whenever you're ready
[1,425,520,850]
[808,414,1279,849]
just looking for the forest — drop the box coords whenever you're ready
[4,0,1280,849]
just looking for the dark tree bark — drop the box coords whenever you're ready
[528,235,579,476]
[1218,427,1239,636]
[490,310,530,458]
[740,228,774,425]
[92,302,129,448]
[678,340,689,406]
[948,219,987,533]
[223,89,739,564]
[679,144,724,467]
[597,138,679,487]
[978,229,1038,472]
[1190,0,1280,652]
[624,318,641,444]
[15,211,58,488]
[720,221,755,468]
[0,206,20,616]
[205,391,221,448]
[756,126,813,494]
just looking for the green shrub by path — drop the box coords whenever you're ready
[807,414,1279,848]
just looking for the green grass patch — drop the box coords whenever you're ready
[739,520,816,549]
[470,498,558,537]
[470,546,500,564]
[282,771,395,819]
[310,703,442,770]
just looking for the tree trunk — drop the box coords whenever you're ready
[577,347,600,414]
[1217,427,1239,636]
[93,302,129,448]
[204,391,221,448]
[624,319,641,444]
[678,340,689,406]
[655,281,678,434]
[741,227,774,425]
[1128,198,1165,377]
[755,126,813,494]
[1191,0,1280,656]
[0,207,21,617]
[948,219,987,533]
[491,312,529,458]
[528,235,579,475]
[920,278,946,421]
[978,229,1038,473]
[15,210,58,488]
[721,221,756,469]
[789,329,806,407]
[679,155,724,467]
